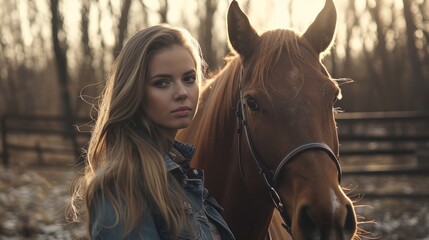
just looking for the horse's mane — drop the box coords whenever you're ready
[178,29,303,168]
[201,55,243,133]
[178,55,242,168]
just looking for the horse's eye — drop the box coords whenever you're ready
[246,97,260,111]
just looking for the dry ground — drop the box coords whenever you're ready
[0,166,428,240]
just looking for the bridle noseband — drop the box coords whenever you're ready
[235,70,342,237]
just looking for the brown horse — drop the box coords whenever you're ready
[178,0,357,239]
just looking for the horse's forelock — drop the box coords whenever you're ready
[247,29,302,92]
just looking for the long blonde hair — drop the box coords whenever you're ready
[69,24,204,239]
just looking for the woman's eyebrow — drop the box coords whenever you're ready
[150,73,171,80]
[183,69,196,75]
[150,69,196,80]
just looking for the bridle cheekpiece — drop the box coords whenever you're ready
[235,68,342,237]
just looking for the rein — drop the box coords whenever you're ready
[235,69,342,237]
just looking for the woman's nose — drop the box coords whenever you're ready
[174,82,188,100]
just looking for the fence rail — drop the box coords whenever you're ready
[1,112,428,171]
[336,111,429,175]
[0,114,91,167]
[1,112,428,200]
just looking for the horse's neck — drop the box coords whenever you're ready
[178,58,276,239]
[187,78,238,169]
[179,57,242,168]
[197,115,274,239]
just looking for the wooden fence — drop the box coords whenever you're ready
[336,111,429,175]
[0,114,91,167]
[0,112,428,171]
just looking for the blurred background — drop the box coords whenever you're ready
[0,0,428,239]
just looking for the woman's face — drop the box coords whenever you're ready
[143,44,199,136]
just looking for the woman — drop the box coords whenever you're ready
[69,25,235,240]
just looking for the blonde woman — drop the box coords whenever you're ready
[69,25,235,240]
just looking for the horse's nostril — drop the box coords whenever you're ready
[298,205,321,239]
[344,203,357,237]
[296,202,357,239]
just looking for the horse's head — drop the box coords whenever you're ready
[228,0,357,239]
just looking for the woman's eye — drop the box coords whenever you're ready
[183,75,196,84]
[153,80,170,88]
[246,97,260,111]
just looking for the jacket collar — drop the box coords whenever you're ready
[164,141,195,172]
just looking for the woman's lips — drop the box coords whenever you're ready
[171,107,192,117]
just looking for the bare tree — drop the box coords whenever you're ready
[402,0,426,109]
[343,0,357,75]
[0,1,24,114]
[0,8,16,113]
[369,0,392,84]
[81,0,93,66]
[418,1,429,68]
[198,0,219,71]
[137,0,150,28]
[113,0,133,58]
[95,2,108,83]
[158,0,168,23]
[50,0,80,162]
[76,0,96,116]
[288,0,294,27]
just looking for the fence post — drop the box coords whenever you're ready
[417,112,429,166]
[36,142,44,165]
[1,116,9,167]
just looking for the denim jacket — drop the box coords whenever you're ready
[91,141,235,240]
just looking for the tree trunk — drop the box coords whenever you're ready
[343,0,356,75]
[361,32,388,111]
[198,0,219,71]
[417,1,429,66]
[388,2,408,109]
[113,0,132,59]
[138,0,150,27]
[402,0,426,109]
[50,0,81,163]
[96,1,107,83]
[370,0,392,82]
[368,0,393,110]
[76,0,95,116]
[0,33,19,113]
[158,0,168,23]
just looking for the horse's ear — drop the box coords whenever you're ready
[227,0,259,61]
[303,0,337,54]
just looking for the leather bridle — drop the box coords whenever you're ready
[235,69,342,236]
